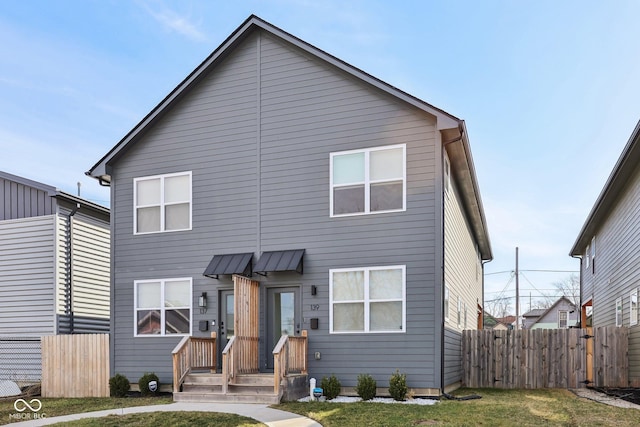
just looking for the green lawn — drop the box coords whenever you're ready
[276,388,640,427]
[2,388,639,426]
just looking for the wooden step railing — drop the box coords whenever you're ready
[221,335,260,393]
[273,330,308,395]
[171,333,217,393]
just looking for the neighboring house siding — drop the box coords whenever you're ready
[581,164,640,382]
[0,177,54,220]
[70,216,111,319]
[443,164,482,388]
[109,30,441,389]
[529,300,578,329]
[0,215,56,336]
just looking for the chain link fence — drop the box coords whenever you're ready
[0,337,41,388]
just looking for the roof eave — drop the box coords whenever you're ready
[86,15,463,183]
[569,119,640,256]
[443,122,493,261]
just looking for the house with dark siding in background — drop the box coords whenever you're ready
[0,171,110,387]
[570,119,640,386]
[87,15,492,401]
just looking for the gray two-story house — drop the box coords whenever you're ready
[88,15,491,401]
[570,119,640,386]
[0,171,110,386]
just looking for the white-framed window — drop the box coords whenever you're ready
[464,302,468,329]
[134,278,192,336]
[134,171,192,234]
[444,152,451,194]
[330,144,406,217]
[457,296,462,328]
[590,236,596,274]
[631,289,638,326]
[616,297,623,327]
[558,310,568,328]
[444,285,450,322]
[585,244,590,269]
[330,265,406,333]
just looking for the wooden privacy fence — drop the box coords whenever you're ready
[41,334,109,397]
[463,326,628,389]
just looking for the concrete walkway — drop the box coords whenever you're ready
[10,401,322,427]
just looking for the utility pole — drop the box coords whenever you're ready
[515,247,520,330]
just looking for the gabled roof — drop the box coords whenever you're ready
[85,15,490,259]
[0,170,109,215]
[570,119,640,255]
[528,296,575,328]
[86,15,461,184]
[522,308,546,318]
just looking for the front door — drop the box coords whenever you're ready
[266,287,301,370]
[218,289,234,372]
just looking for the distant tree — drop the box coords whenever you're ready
[553,274,580,307]
[485,296,513,318]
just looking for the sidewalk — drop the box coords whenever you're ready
[9,401,322,427]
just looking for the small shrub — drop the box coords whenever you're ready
[356,373,377,401]
[109,373,130,397]
[320,374,341,400]
[138,372,160,397]
[389,369,407,401]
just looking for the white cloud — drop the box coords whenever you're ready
[140,1,207,42]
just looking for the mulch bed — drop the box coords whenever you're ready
[591,387,640,406]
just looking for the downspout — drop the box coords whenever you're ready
[65,203,81,334]
[440,123,464,394]
[570,254,583,326]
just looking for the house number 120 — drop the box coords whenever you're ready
[310,304,320,311]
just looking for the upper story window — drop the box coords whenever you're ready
[134,278,192,336]
[134,172,192,234]
[558,310,568,328]
[444,152,451,194]
[330,145,406,217]
[631,288,638,326]
[590,236,596,274]
[616,297,623,327]
[330,265,406,333]
[444,285,450,322]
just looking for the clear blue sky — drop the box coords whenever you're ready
[2,1,640,309]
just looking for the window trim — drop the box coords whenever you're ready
[134,277,193,337]
[457,296,462,328]
[444,285,450,322]
[444,151,451,195]
[133,171,192,235]
[558,310,568,329]
[329,265,406,334]
[631,288,638,326]
[616,297,623,327]
[329,144,406,217]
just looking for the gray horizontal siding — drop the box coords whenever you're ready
[109,30,442,389]
[0,216,56,336]
[443,160,482,387]
[580,161,640,382]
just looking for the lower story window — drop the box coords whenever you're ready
[330,265,405,333]
[135,278,192,336]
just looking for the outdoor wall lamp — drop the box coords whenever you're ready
[199,292,207,314]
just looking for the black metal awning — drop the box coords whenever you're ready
[254,249,305,275]
[203,253,253,279]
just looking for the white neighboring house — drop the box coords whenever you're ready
[524,297,578,330]
[0,171,110,386]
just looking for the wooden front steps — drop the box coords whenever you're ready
[174,373,281,404]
